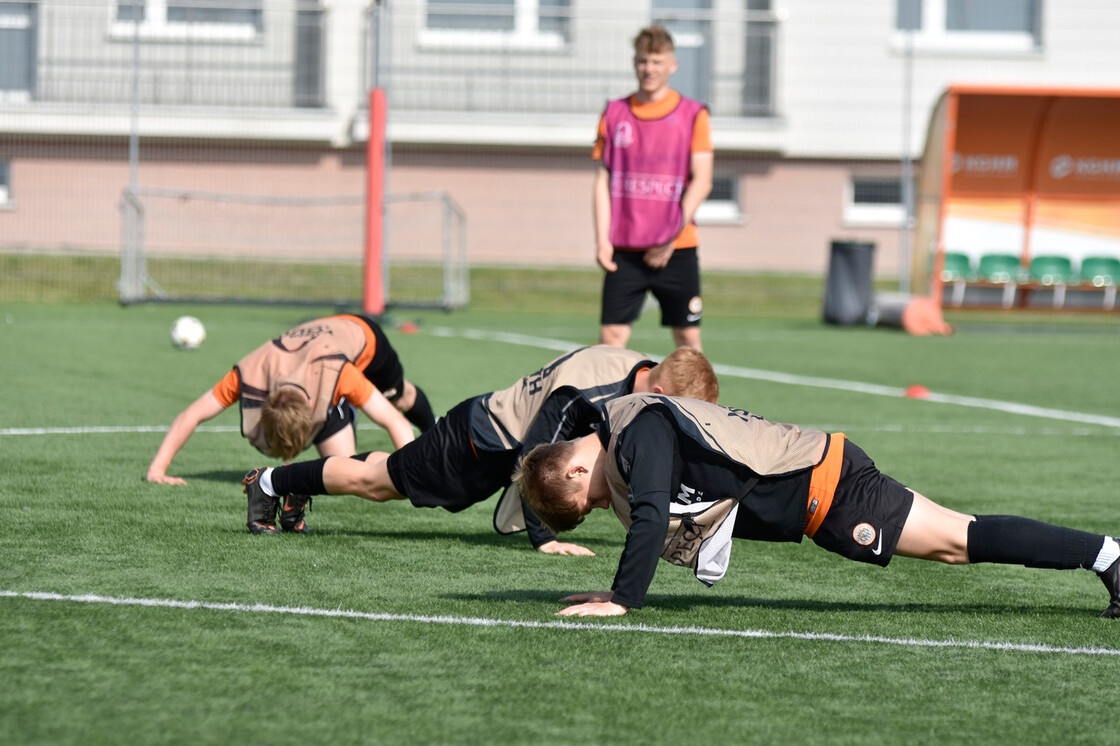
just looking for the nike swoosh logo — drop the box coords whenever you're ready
[871,531,884,556]
[686,313,702,322]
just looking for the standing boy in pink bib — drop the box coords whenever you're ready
[594,26,714,352]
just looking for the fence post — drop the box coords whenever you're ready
[119,190,146,304]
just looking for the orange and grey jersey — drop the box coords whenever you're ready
[469,345,653,452]
[601,394,830,600]
[233,316,371,457]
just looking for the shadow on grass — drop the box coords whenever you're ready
[448,589,1095,618]
[183,470,253,484]
[294,526,625,550]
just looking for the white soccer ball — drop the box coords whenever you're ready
[170,315,207,349]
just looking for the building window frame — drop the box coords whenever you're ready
[0,159,13,208]
[696,174,743,224]
[109,0,264,42]
[892,0,1042,55]
[419,0,570,51]
[844,176,907,228]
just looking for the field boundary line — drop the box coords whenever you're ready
[0,424,383,436]
[3,589,1117,658]
[3,423,1117,438]
[429,327,1120,429]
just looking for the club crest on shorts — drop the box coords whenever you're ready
[852,522,877,546]
[688,296,703,315]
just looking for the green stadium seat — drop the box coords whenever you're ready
[977,253,1023,307]
[940,252,973,282]
[1028,255,1075,285]
[978,253,1024,283]
[1028,255,1075,308]
[939,252,972,306]
[1080,256,1120,287]
[1079,256,1120,310]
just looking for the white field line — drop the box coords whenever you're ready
[4,327,1118,436]
[3,423,1118,438]
[3,589,1117,658]
[0,424,382,436]
[429,326,1120,430]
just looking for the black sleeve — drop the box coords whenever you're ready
[609,410,677,610]
[521,388,601,451]
[518,389,602,548]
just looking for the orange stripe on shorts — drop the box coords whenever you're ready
[804,433,846,539]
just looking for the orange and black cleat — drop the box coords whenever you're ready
[280,494,313,534]
[1100,557,1120,619]
[243,467,280,535]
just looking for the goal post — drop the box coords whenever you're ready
[364,86,387,315]
[115,92,469,308]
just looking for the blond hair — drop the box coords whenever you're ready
[634,25,675,55]
[512,441,585,534]
[649,347,719,403]
[260,387,314,460]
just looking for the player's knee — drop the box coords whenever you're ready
[672,327,701,351]
[930,545,971,564]
[395,380,417,410]
[600,325,630,347]
[358,463,404,503]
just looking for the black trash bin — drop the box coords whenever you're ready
[822,240,875,325]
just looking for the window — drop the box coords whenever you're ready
[0,160,12,207]
[894,0,1041,53]
[294,1,325,107]
[421,0,570,49]
[845,177,908,227]
[743,0,777,116]
[653,0,712,105]
[0,2,36,102]
[696,175,743,224]
[112,0,263,41]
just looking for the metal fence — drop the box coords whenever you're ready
[4,0,779,115]
[1,0,781,305]
[369,1,779,117]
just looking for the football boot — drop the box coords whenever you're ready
[243,467,280,535]
[279,493,313,534]
[1099,557,1120,619]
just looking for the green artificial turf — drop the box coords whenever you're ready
[1,289,1118,745]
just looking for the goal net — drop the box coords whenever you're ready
[119,185,467,309]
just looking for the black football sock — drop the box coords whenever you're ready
[270,458,328,497]
[966,514,1105,570]
[404,386,436,432]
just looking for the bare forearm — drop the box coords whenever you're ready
[147,392,223,483]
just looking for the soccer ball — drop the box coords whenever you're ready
[170,315,207,349]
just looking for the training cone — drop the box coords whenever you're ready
[904,385,931,399]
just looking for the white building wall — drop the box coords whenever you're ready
[771,1,1120,160]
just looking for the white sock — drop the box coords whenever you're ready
[259,467,278,497]
[1092,536,1120,573]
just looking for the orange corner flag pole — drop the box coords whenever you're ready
[363,87,387,315]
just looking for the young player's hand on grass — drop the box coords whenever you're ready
[146,471,187,486]
[556,591,628,616]
[537,540,596,556]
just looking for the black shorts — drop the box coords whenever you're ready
[353,315,406,402]
[600,248,702,328]
[809,440,915,567]
[385,398,519,512]
[314,401,358,444]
